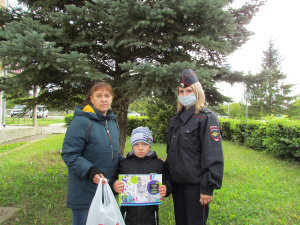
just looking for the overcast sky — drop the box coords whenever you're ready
[219,0,300,102]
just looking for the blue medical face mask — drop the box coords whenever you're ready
[178,93,196,108]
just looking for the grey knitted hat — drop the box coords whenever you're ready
[130,127,153,147]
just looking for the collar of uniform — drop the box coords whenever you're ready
[179,106,195,123]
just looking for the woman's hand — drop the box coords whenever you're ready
[93,173,108,184]
[200,194,212,205]
[113,180,124,193]
[159,185,167,197]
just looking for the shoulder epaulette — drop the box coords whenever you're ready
[200,107,212,114]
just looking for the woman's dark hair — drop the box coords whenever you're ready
[85,82,113,105]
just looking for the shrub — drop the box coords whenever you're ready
[231,120,247,144]
[127,116,150,135]
[218,118,232,141]
[244,120,266,150]
[64,114,73,125]
[219,117,300,161]
[263,118,300,159]
[144,99,176,143]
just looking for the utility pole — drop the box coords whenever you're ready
[33,86,37,127]
[227,101,230,118]
[0,0,8,127]
[227,89,230,118]
[1,65,7,127]
[244,85,251,121]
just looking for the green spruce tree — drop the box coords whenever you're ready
[287,97,300,119]
[248,40,296,116]
[0,0,264,152]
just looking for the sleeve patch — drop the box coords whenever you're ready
[210,126,220,142]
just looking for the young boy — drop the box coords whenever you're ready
[113,127,172,225]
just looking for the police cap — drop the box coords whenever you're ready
[178,69,199,88]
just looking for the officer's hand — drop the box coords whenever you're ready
[200,194,212,205]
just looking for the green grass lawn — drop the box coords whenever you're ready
[5,117,64,126]
[0,135,299,224]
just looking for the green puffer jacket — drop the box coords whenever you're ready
[61,105,124,209]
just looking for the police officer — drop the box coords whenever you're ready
[165,69,224,225]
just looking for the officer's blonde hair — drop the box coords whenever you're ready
[177,82,206,114]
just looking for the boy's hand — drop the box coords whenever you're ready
[113,180,124,193]
[159,185,167,197]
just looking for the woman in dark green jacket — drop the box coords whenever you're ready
[61,82,124,225]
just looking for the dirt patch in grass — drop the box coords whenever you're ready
[0,206,20,224]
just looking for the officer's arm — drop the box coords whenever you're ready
[199,113,224,196]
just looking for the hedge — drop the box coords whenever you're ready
[127,115,150,135]
[219,117,300,161]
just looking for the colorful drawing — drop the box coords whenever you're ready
[119,174,162,206]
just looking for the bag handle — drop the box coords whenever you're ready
[103,182,110,206]
[98,178,111,211]
[96,178,103,212]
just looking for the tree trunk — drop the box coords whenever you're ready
[112,94,130,156]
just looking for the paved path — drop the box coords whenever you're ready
[0,123,67,146]
[41,123,67,134]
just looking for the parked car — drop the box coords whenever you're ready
[30,105,48,118]
[128,111,140,117]
[10,105,29,117]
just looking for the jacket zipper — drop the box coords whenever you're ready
[105,120,114,160]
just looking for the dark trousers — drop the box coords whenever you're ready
[72,208,89,225]
[172,183,209,225]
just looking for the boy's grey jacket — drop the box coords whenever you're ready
[165,106,224,196]
[119,151,172,225]
[61,106,123,209]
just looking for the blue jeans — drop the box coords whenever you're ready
[72,208,89,225]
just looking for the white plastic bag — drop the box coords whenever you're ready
[86,179,125,225]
